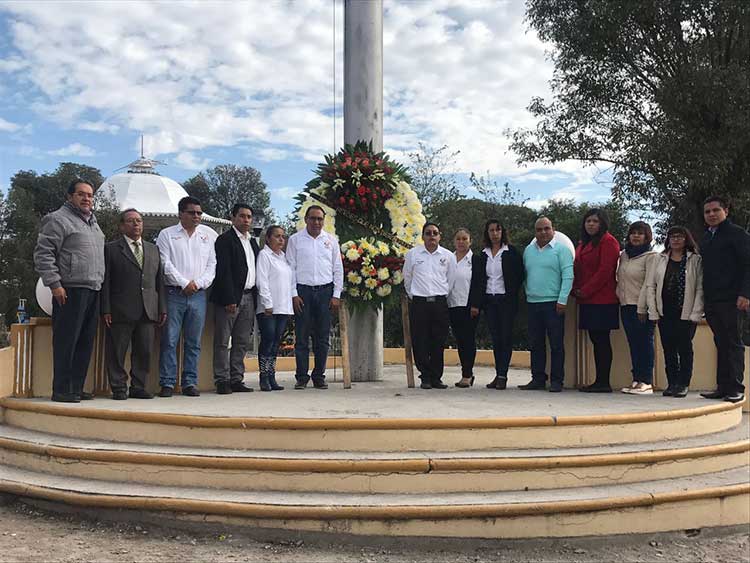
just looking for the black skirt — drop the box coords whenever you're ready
[579,303,620,331]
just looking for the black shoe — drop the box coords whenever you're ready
[725,392,745,404]
[432,381,448,389]
[486,377,500,389]
[420,381,432,390]
[268,375,284,391]
[700,390,726,400]
[51,393,80,403]
[182,385,200,397]
[112,390,127,401]
[259,376,272,392]
[128,388,153,399]
[294,380,308,390]
[159,386,173,398]
[312,380,328,389]
[455,376,474,388]
[216,382,233,395]
[579,383,612,393]
[230,382,253,393]
[662,387,674,397]
[672,386,688,398]
[519,380,546,391]
[495,377,508,390]
[78,391,95,400]
[549,382,563,393]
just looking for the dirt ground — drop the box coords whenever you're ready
[0,498,748,563]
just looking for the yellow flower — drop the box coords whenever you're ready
[377,267,390,281]
[364,278,378,289]
[348,287,360,297]
[377,242,390,255]
[345,248,360,262]
[347,272,362,285]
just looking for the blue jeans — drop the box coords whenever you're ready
[294,283,333,384]
[159,288,207,389]
[527,301,565,384]
[620,305,655,384]
[258,314,289,358]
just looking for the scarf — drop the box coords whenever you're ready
[625,243,651,259]
[676,253,687,309]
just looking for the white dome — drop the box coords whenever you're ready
[100,172,189,215]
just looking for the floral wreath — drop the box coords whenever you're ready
[295,141,426,310]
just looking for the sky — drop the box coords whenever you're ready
[0,0,614,220]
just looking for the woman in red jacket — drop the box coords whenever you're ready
[573,209,621,392]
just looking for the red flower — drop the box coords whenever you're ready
[349,198,355,207]
[361,159,369,167]
[339,197,346,205]
[357,186,366,196]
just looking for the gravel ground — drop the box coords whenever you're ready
[0,498,748,563]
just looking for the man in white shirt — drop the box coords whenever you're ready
[403,222,457,389]
[286,205,344,389]
[210,203,260,395]
[155,196,218,397]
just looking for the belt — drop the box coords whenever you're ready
[298,282,333,291]
[243,288,254,294]
[412,295,447,303]
[167,285,203,292]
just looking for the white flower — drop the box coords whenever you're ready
[348,287,360,297]
[377,267,390,281]
[347,272,362,285]
[364,278,378,289]
[345,248,360,262]
[376,284,392,297]
[391,270,404,284]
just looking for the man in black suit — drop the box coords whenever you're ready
[211,203,260,394]
[101,208,167,400]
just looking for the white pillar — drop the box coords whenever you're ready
[344,0,384,382]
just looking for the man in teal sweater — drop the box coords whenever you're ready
[520,217,574,392]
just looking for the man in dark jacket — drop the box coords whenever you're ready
[210,203,260,394]
[33,179,105,402]
[101,209,167,400]
[699,195,750,404]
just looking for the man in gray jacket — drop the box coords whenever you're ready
[34,179,105,402]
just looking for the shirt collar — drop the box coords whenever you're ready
[483,245,507,258]
[418,244,442,255]
[232,226,250,240]
[455,249,473,262]
[534,237,557,250]
[124,235,141,245]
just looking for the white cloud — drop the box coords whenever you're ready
[256,147,290,162]
[0,117,21,132]
[271,186,301,201]
[49,142,97,157]
[173,151,211,170]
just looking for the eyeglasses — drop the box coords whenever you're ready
[184,210,203,216]
[124,218,143,225]
[307,216,325,222]
[423,230,439,236]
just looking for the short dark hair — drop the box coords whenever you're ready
[703,195,729,209]
[580,208,610,246]
[178,196,201,213]
[304,205,326,218]
[422,222,440,235]
[119,208,142,223]
[264,225,284,243]
[67,178,94,195]
[626,221,653,246]
[482,219,509,249]
[664,225,699,255]
[231,203,253,217]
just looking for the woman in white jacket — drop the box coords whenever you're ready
[255,226,294,391]
[646,226,704,398]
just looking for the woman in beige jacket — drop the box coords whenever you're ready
[616,222,657,395]
[646,226,704,398]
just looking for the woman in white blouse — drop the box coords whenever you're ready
[255,225,294,391]
[448,228,480,387]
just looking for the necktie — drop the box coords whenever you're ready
[133,241,143,268]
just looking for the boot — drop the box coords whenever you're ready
[259,357,272,392]
[269,357,284,391]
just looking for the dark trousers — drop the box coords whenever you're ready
[528,301,565,384]
[294,283,333,384]
[620,305,655,384]
[484,295,516,380]
[52,287,99,396]
[448,306,479,377]
[705,301,746,394]
[658,316,697,389]
[410,297,449,383]
[105,318,155,392]
[258,314,290,359]
[588,329,612,385]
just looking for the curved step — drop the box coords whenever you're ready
[0,398,742,452]
[0,464,747,539]
[0,422,747,493]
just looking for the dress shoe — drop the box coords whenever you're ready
[662,387,674,397]
[455,376,474,388]
[486,377,499,389]
[294,380,308,390]
[495,377,507,390]
[672,386,688,398]
[112,390,128,401]
[182,385,200,397]
[159,386,173,397]
[518,380,546,391]
[216,382,233,395]
[128,388,153,399]
[268,375,284,391]
[432,381,448,389]
[700,390,726,400]
[231,382,254,393]
[419,381,432,390]
[579,383,612,393]
[312,380,328,389]
[78,391,95,400]
[51,393,80,403]
[725,392,745,403]
[549,382,563,393]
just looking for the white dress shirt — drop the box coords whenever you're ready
[286,229,344,298]
[232,226,256,289]
[484,245,508,295]
[403,245,457,298]
[256,247,294,315]
[124,235,143,261]
[156,223,218,289]
[447,249,473,308]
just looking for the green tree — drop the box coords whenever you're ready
[509,0,750,237]
[183,164,273,222]
[406,143,465,217]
